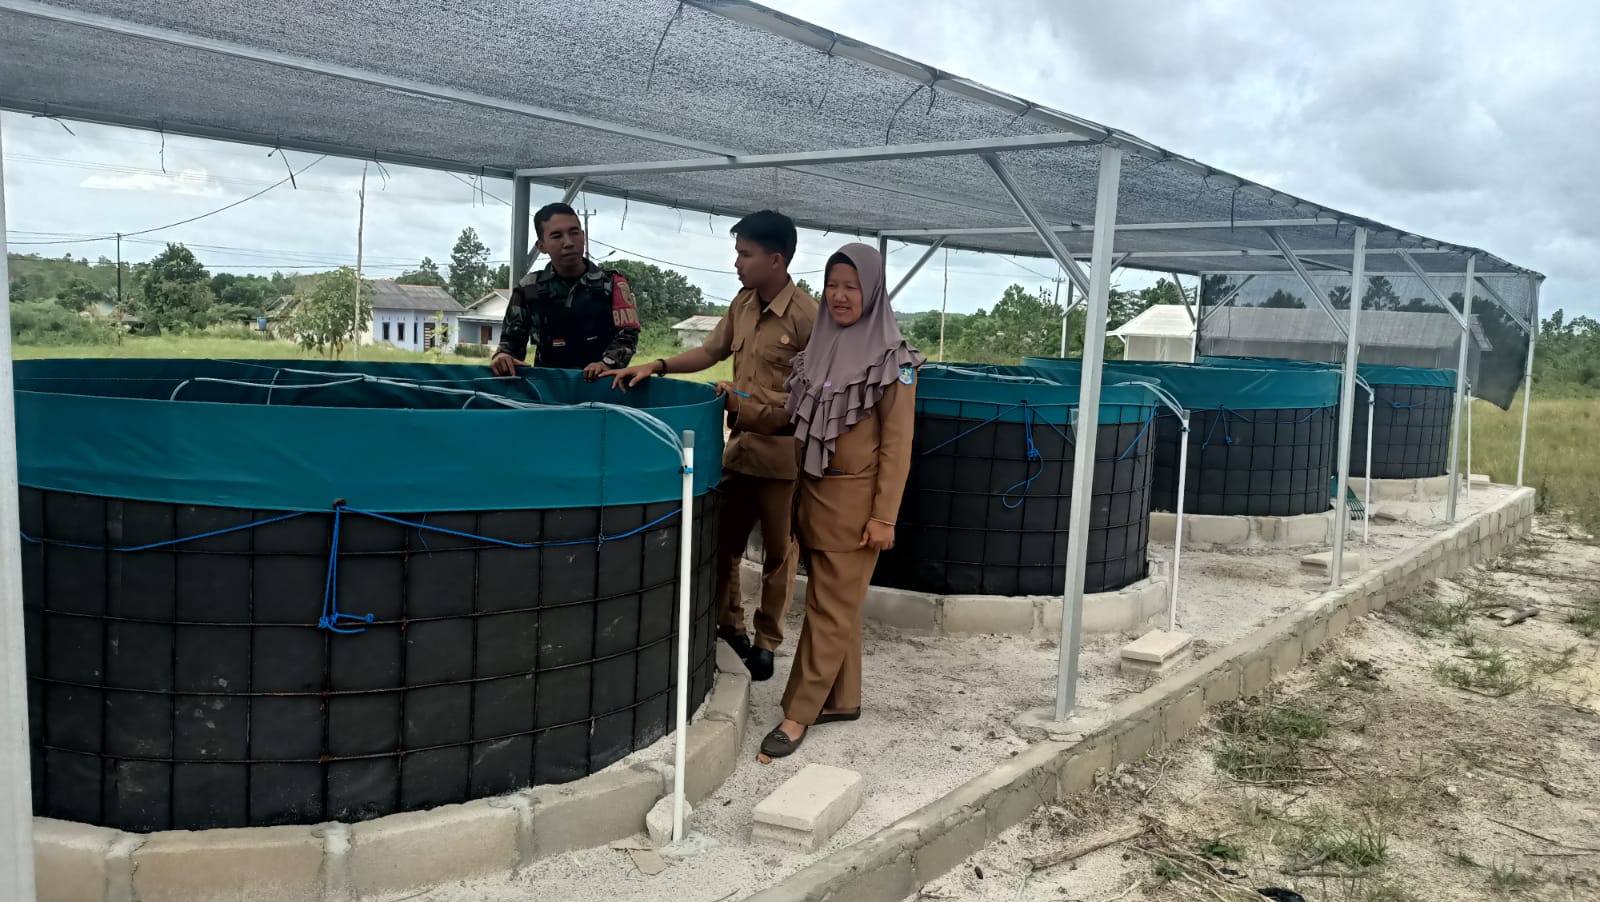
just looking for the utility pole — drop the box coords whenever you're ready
[353,163,367,361]
[115,233,123,308]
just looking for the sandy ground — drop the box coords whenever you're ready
[912,516,1600,902]
[394,487,1520,902]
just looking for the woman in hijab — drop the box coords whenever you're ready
[760,242,925,760]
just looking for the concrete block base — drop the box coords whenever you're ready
[1119,630,1193,678]
[1150,510,1336,549]
[741,558,1170,638]
[752,764,865,852]
[1300,551,1368,574]
[1349,475,1451,502]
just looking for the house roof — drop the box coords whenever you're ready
[1112,304,1194,340]
[672,315,723,332]
[1202,308,1492,352]
[370,280,462,312]
[460,287,511,321]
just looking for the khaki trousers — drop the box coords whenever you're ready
[713,472,798,651]
[781,547,878,725]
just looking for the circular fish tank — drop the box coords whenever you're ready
[1025,358,1340,517]
[1350,365,1458,479]
[873,365,1156,597]
[1189,357,1459,481]
[15,359,723,833]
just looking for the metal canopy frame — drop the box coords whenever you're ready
[0,2,1550,874]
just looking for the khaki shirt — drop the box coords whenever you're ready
[795,378,918,552]
[701,281,818,481]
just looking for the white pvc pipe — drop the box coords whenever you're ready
[1465,385,1473,499]
[0,115,40,902]
[671,430,695,844]
[1330,228,1367,587]
[1169,416,1191,633]
[1363,390,1374,545]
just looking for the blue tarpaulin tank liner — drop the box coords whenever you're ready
[1191,356,1458,478]
[15,359,723,832]
[1023,357,1340,516]
[873,364,1158,596]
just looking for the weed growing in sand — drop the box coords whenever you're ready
[1567,594,1600,638]
[1394,591,1475,636]
[1198,839,1243,861]
[1432,644,1531,696]
[1306,816,1391,869]
[1487,860,1539,894]
[1215,703,1330,783]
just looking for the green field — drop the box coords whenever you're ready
[1471,394,1600,533]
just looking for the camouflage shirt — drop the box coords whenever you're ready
[495,261,641,370]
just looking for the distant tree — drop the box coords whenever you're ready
[1258,289,1307,310]
[56,277,108,313]
[795,277,817,299]
[399,256,447,288]
[210,273,275,316]
[490,263,510,290]
[8,275,33,302]
[606,259,704,328]
[285,267,372,358]
[447,229,493,306]
[137,243,216,331]
[946,283,1065,363]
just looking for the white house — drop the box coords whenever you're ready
[672,315,722,348]
[1112,304,1195,362]
[461,288,511,348]
[364,281,462,352]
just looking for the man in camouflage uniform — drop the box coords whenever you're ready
[491,202,641,380]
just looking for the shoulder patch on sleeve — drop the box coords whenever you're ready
[898,364,915,386]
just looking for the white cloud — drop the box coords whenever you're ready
[79,167,222,197]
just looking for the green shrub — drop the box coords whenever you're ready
[454,342,493,358]
[10,301,120,346]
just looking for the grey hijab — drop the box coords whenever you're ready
[786,243,925,479]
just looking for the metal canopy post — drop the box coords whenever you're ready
[0,117,39,902]
[1446,256,1476,523]
[888,237,946,301]
[1518,277,1540,487]
[1264,228,1349,341]
[984,147,1122,720]
[510,175,531,285]
[1359,376,1374,545]
[1330,228,1367,587]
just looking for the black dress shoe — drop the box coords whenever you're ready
[723,633,754,660]
[760,724,805,758]
[745,647,775,682]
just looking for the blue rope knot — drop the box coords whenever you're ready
[320,504,376,635]
[1000,405,1046,509]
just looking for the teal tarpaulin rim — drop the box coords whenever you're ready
[1021,357,1341,410]
[1190,355,1457,388]
[14,359,725,513]
[918,364,1157,425]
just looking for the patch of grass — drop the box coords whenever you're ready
[1472,395,1600,534]
[1307,816,1391,869]
[1351,881,1418,902]
[1432,644,1531,696]
[1198,839,1242,861]
[1215,703,1330,783]
[1487,860,1538,895]
[1532,644,1580,676]
[1393,591,1476,637]
[1152,858,1184,882]
[1567,595,1600,638]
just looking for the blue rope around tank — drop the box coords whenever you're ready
[919,401,1155,509]
[20,503,684,635]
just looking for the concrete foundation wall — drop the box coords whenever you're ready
[746,487,1537,902]
[1149,510,1340,549]
[33,652,754,902]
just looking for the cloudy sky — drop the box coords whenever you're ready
[3,0,1594,319]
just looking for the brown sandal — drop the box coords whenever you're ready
[760,725,806,758]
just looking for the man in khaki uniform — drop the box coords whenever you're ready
[604,210,817,681]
